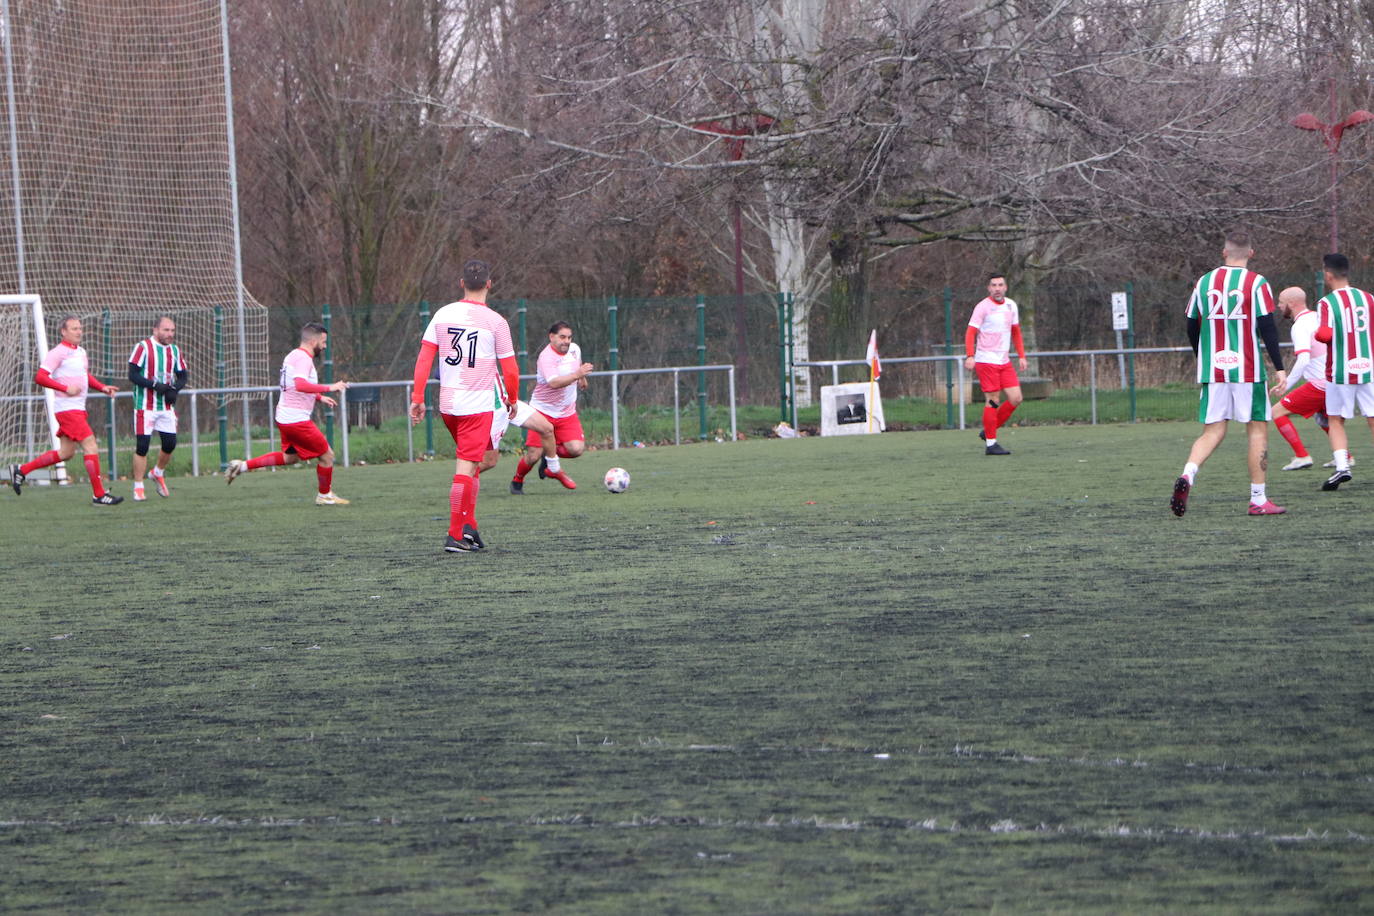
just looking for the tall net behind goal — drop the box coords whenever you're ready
[0,0,267,473]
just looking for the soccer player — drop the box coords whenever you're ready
[964,273,1027,455]
[1170,231,1287,517]
[224,322,349,504]
[8,316,123,505]
[1312,253,1374,491]
[1269,287,1345,471]
[408,259,519,552]
[127,316,188,500]
[510,321,594,490]
[478,388,557,480]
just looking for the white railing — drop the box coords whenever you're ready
[6,364,738,477]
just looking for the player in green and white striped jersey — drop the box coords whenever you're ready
[1313,253,1374,490]
[1171,231,1287,517]
[126,316,188,500]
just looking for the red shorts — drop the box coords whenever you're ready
[54,409,95,442]
[975,362,1020,397]
[525,411,585,448]
[278,420,330,460]
[1280,382,1327,419]
[443,411,493,462]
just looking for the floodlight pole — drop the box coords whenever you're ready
[1293,77,1374,253]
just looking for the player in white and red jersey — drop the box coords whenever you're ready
[408,259,520,552]
[126,316,188,500]
[224,322,350,504]
[1170,231,1287,517]
[1312,253,1374,491]
[963,274,1026,455]
[477,383,557,481]
[1268,287,1345,471]
[8,316,123,505]
[510,321,594,491]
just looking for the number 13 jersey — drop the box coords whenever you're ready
[422,299,516,416]
[1317,286,1374,385]
[1187,266,1275,384]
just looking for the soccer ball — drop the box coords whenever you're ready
[604,467,630,493]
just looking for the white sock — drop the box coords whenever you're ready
[1336,449,1350,472]
[1250,483,1266,505]
[1183,462,1199,483]
[545,455,561,473]
[133,481,144,491]
[151,467,164,478]
[985,438,996,447]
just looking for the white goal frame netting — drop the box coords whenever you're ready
[0,0,267,475]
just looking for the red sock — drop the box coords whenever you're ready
[246,451,287,470]
[317,464,332,494]
[996,400,1018,426]
[1273,415,1308,458]
[471,474,481,529]
[448,474,473,538]
[19,449,61,475]
[982,405,998,439]
[83,454,105,498]
[513,456,534,482]
[556,445,571,459]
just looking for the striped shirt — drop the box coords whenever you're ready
[1317,286,1374,384]
[1186,266,1275,383]
[128,338,186,411]
[422,299,515,416]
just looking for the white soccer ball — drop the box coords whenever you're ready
[604,466,630,493]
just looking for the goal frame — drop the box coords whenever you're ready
[0,293,67,483]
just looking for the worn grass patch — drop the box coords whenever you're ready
[3,422,1372,912]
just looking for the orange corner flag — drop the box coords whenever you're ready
[866,329,882,380]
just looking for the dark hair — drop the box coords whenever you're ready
[549,321,572,335]
[300,321,327,340]
[153,315,175,328]
[59,315,80,331]
[462,259,491,291]
[1324,253,1350,277]
[1224,230,1252,251]
[988,273,1006,283]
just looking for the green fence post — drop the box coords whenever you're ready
[419,301,434,456]
[1126,281,1137,423]
[696,294,708,440]
[777,292,789,421]
[944,286,955,429]
[322,303,334,446]
[608,296,620,371]
[517,299,528,398]
[102,307,115,475]
[1315,269,1325,300]
[215,304,228,470]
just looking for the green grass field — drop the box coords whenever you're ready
[4,422,1373,913]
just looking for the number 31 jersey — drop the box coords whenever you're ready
[1317,286,1374,385]
[1187,266,1275,384]
[421,299,516,416]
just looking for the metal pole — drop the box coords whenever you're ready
[2,0,27,296]
[944,286,954,429]
[728,366,737,442]
[220,0,253,463]
[215,304,228,469]
[611,371,620,450]
[777,292,788,421]
[696,294,707,440]
[419,301,434,455]
[788,295,798,430]
[1126,281,1137,423]
[405,383,414,463]
[190,393,199,476]
[517,299,528,396]
[673,368,681,445]
[322,303,334,446]
[102,308,115,477]
[339,388,349,468]
[1115,329,1126,390]
[831,365,839,388]
[957,359,966,429]
[1089,354,1097,425]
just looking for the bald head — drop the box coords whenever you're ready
[1277,286,1307,319]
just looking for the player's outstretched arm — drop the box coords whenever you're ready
[498,355,520,406]
[410,341,438,425]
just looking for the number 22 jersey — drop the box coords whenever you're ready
[1186,266,1275,384]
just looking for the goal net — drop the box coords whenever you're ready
[0,294,66,481]
[0,0,268,471]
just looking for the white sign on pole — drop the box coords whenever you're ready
[1111,291,1129,331]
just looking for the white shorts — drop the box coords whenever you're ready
[1198,382,1270,424]
[133,408,177,436]
[1324,382,1374,419]
[489,400,536,449]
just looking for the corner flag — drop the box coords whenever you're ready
[866,329,882,380]
[866,329,886,432]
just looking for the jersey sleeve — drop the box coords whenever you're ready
[1290,316,1315,355]
[39,346,64,373]
[536,346,557,384]
[421,315,440,346]
[1254,277,1275,316]
[128,341,146,365]
[1186,277,1205,318]
[1009,301,1020,325]
[967,301,988,329]
[281,350,310,385]
[493,317,515,360]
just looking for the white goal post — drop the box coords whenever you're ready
[0,293,67,483]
